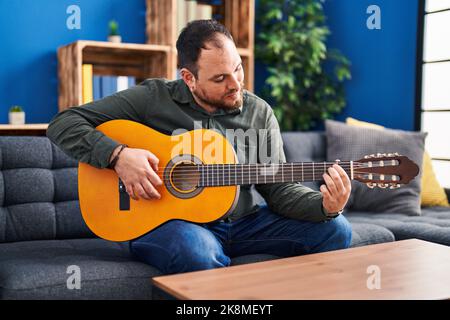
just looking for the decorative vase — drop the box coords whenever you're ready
[9,111,25,125]
[108,35,122,43]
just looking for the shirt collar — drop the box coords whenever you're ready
[171,79,243,116]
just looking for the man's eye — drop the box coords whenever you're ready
[214,77,224,83]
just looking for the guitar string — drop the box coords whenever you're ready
[152,169,394,184]
[149,162,368,174]
[150,163,376,175]
[151,161,365,170]
[152,166,383,178]
[151,165,368,178]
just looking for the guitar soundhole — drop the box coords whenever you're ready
[164,155,204,199]
[171,162,200,193]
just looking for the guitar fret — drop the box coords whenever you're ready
[302,162,304,181]
[312,163,315,181]
[222,164,225,186]
[201,165,204,186]
[281,163,284,182]
[217,164,219,186]
[256,164,258,184]
[291,163,294,182]
[264,164,267,184]
[211,165,214,186]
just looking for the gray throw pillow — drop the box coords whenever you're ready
[325,120,427,216]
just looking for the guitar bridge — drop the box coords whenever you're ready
[118,178,130,211]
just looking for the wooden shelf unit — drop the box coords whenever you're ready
[57,40,172,111]
[145,0,255,91]
[0,123,48,136]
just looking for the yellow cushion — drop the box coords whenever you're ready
[345,117,449,207]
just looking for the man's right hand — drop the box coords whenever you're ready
[111,146,162,200]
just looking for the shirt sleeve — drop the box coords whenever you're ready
[47,84,152,168]
[255,109,330,222]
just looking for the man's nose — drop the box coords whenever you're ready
[227,74,240,91]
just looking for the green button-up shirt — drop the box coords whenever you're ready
[47,78,329,222]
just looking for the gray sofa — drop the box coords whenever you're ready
[0,133,449,299]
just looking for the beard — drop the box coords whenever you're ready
[192,84,244,111]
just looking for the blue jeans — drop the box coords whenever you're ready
[129,206,352,274]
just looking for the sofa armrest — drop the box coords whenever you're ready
[446,188,450,203]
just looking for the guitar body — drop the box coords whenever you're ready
[78,120,239,241]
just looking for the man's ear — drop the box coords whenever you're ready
[180,68,197,92]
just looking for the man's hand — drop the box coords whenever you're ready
[111,146,162,201]
[320,164,351,215]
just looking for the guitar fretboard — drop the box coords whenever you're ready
[196,162,355,187]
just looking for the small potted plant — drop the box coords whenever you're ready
[9,105,25,125]
[108,20,122,43]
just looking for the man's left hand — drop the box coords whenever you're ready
[320,164,352,214]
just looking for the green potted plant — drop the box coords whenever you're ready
[9,105,25,125]
[108,20,121,43]
[256,0,351,131]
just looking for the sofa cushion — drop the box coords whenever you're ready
[325,120,427,216]
[345,206,450,246]
[349,221,395,247]
[0,137,92,243]
[0,238,159,299]
[281,132,326,191]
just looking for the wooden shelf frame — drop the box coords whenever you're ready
[57,41,172,111]
[0,124,48,136]
[145,0,255,91]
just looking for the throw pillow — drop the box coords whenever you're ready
[346,117,449,207]
[325,119,427,216]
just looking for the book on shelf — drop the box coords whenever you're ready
[91,76,136,101]
[176,0,213,36]
[82,64,93,104]
[82,65,137,103]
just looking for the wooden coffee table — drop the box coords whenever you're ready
[152,239,450,299]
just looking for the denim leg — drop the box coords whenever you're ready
[228,206,352,258]
[129,220,231,274]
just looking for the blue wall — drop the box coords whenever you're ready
[0,0,419,130]
[256,0,419,131]
[0,0,146,124]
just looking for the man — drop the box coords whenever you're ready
[47,20,352,274]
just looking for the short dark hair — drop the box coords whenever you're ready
[176,19,234,78]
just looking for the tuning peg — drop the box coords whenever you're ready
[389,183,401,189]
[377,183,389,189]
[394,152,400,156]
[387,153,394,157]
[366,182,376,189]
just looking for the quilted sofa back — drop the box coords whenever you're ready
[0,136,94,243]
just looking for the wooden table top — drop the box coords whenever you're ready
[152,239,450,300]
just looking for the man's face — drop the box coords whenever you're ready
[188,35,245,111]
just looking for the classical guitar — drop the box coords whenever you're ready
[78,120,419,241]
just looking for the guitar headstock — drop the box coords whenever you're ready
[353,153,419,189]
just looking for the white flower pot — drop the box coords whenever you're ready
[108,35,122,43]
[9,112,25,125]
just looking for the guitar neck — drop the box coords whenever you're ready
[197,161,355,187]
